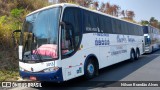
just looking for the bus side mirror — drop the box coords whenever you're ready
[12,30,22,49]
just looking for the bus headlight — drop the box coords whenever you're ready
[43,67,59,73]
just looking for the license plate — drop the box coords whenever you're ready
[30,76,37,81]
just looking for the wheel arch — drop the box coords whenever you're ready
[131,48,135,53]
[136,47,140,54]
[84,54,99,74]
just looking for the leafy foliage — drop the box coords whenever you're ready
[0,0,48,81]
[141,20,149,26]
[140,17,160,29]
[11,8,24,18]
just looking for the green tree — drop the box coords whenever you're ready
[141,20,149,26]
[149,17,158,28]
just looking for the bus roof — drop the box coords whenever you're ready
[27,3,142,26]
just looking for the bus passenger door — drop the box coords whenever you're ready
[61,7,83,80]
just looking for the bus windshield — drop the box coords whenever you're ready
[22,7,61,61]
[144,36,151,46]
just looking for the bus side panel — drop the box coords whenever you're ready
[99,34,144,69]
[61,33,100,81]
[61,33,144,81]
[99,34,129,68]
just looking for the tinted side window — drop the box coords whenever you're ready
[84,10,98,33]
[104,16,112,33]
[128,23,133,35]
[121,21,128,34]
[90,12,98,28]
[112,18,117,34]
[117,20,122,34]
[98,15,105,33]
[84,10,91,29]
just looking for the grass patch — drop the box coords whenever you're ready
[0,70,19,81]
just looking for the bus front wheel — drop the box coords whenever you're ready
[84,59,97,79]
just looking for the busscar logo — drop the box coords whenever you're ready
[2,82,12,88]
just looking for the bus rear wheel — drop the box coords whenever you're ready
[135,48,140,60]
[84,59,97,79]
[130,49,136,61]
[151,46,154,53]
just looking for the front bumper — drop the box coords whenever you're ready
[20,68,63,82]
[144,47,151,53]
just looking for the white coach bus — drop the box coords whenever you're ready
[143,25,160,53]
[12,3,144,82]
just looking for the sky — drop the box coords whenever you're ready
[98,0,160,22]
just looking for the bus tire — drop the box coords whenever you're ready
[84,58,97,79]
[135,48,140,60]
[151,46,154,53]
[130,49,136,61]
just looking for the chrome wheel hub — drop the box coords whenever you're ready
[87,63,94,75]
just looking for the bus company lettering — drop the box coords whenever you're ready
[77,67,82,74]
[68,71,71,76]
[117,35,127,43]
[128,36,136,42]
[86,27,98,32]
[117,35,135,43]
[111,50,127,55]
[46,62,54,67]
[95,38,110,46]
[95,33,109,37]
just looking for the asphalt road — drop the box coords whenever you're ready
[8,50,160,90]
